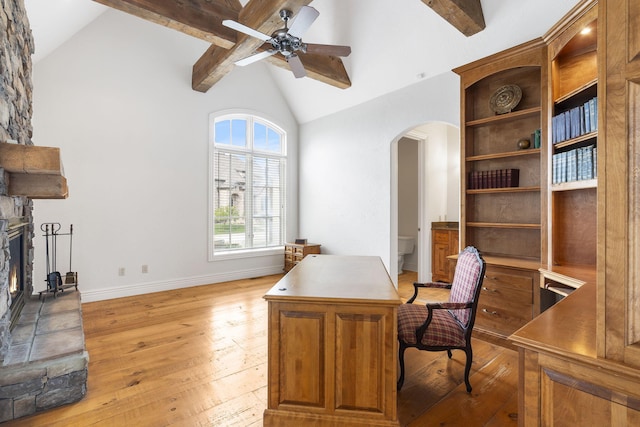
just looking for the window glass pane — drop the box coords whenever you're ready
[231,119,247,147]
[254,122,267,151]
[267,128,281,153]
[213,152,247,250]
[214,120,231,145]
[210,114,284,255]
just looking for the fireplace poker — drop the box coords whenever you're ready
[65,224,75,284]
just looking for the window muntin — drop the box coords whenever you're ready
[210,114,286,256]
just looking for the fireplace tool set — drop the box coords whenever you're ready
[39,223,78,299]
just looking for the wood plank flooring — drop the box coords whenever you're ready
[6,272,518,426]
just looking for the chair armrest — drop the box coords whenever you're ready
[407,281,452,303]
[426,302,472,311]
[415,301,473,341]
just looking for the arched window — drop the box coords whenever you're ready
[209,113,286,258]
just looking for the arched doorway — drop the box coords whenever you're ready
[392,122,460,283]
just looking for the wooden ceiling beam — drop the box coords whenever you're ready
[192,0,350,92]
[96,0,352,91]
[93,0,242,48]
[421,0,485,37]
[263,48,351,89]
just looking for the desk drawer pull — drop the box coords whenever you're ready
[482,308,498,316]
[482,286,497,293]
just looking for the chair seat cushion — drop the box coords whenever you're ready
[398,304,466,347]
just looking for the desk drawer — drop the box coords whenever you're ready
[474,265,535,336]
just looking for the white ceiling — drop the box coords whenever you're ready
[23,0,581,124]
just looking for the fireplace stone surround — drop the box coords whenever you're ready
[0,0,87,421]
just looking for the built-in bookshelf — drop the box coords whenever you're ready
[546,6,598,287]
[453,42,546,341]
[455,43,545,262]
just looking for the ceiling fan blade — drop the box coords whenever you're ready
[235,50,276,67]
[222,19,271,42]
[288,6,319,38]
[304,43,352,57]
[286,54,306,78]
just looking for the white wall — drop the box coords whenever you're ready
[31,11,299,301]
[298,72,460,278]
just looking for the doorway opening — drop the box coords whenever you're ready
[392,122,460,283]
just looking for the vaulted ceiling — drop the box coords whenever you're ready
[25,0,581,123]
[91,0,485,92]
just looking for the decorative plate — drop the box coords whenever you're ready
[489,84,522,114]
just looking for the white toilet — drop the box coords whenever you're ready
[398,235,415,274]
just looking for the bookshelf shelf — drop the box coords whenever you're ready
[467,186,540,194]
[553,131,597,149]
[555,78,597,104]
[465,107,541,127]
[466,149,541,162]
[551,179,597,192]
[466,222,541,230]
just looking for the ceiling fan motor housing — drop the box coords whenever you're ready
[270,28,304,57]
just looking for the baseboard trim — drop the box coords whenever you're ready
[80,265,284,302]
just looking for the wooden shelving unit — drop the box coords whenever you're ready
[546,5,598,275]
[453,40,546,341]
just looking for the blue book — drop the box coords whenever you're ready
[584,101,591,133]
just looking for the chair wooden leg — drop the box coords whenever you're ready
[397,345,407,391]
[463,347,473,393]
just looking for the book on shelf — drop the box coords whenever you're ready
[469,169,519,189]
[552,96,598,144]
[552,145,596,184]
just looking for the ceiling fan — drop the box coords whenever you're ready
[222,6,351,78]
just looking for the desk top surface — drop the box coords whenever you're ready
[264,255,401,305]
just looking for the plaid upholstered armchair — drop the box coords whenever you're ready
[397,246,486,392]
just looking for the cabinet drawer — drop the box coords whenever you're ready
[433,231,450,244]
[285,245,293,254]
[483,266,534,291]
[476,301,531,335]
[474,265,535,336]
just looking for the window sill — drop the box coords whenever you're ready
[210,246,284,262]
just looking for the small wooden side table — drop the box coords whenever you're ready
[283,243,321,272]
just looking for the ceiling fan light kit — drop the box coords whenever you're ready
[223,6,351,79]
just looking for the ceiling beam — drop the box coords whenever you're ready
[93,0,242,48]
[192,0,351,92]
[421,0,485,37]
[96,0,352,92]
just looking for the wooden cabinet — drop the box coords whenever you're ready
[543,0,598,305]
[511,0,640,425]
[283,243,320,272]
[453,42,546,264]
[431,222,458,282]
[263,255,401,427]
[476,262,537,338]
[452,39,546,345]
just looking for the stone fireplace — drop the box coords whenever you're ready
[0,0,86,422]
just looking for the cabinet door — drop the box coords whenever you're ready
[432,242,450,282]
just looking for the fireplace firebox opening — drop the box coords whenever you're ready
[8,225,26,331]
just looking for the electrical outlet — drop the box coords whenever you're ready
[118,267,125,276]
[142,265,148,274]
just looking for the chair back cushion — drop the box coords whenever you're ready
[448,247,482,326]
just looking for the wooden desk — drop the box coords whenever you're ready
[263,255,401,427]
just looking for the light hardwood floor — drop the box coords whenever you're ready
[7,272,518,426]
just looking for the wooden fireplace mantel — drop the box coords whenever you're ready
[0,142,68,199]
